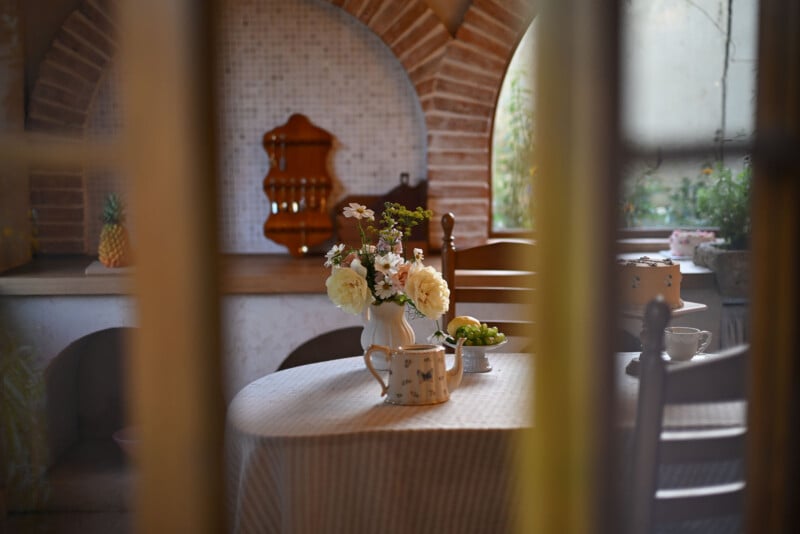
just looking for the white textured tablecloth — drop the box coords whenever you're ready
[226,353,532,534]
[226,352,744,534]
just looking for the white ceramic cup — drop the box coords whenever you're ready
[664,326,712,361]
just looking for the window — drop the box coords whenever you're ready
[619,0,758,231]
[491,21,536,234]
[491,1,758,235]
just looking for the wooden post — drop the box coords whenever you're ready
[119,1,224,532]
[516,1,621,534]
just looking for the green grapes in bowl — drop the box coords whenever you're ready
[444,320,506,346]
[443,319,507,373]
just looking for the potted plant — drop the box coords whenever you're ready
[692,162,752,298]
[1,330,49,515]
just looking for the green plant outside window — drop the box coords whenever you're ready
[619,160,752,246]
[492,20,535,233]
[493,68,535,231]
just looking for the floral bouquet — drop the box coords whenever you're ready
[324,202,450,322]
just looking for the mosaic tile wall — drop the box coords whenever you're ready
[86,0,427,254]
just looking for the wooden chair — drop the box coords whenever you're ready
[278,326,363,370]
[440,212,536,340]
[629,299,748,534]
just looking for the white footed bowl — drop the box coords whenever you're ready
[444,339,507,373]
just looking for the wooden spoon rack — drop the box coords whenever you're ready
[262,114,334,256]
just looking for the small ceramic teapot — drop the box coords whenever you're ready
[364,340,464,405]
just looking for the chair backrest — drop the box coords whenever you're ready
[278,326,364,370]
[629,299,748,534]
[440,212,535,339]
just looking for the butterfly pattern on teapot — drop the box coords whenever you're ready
[417,369,433,382]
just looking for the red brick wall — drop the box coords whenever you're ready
[27,0,115,254]
[27,0,535,254]
[28,169,86,253]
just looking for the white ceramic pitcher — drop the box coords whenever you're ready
[364,341,465,405]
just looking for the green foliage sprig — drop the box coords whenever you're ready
[618,160,751,248]
[665,170,711,226]
[696,163,752,249]
[493,69,535,230]
[619,162,670,227]
[1,331,50,509]
[378,202,432,248]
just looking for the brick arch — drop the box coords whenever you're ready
[424,0,535,245]
[331,0,536,246]
[27,0,534,253]
[27,1,116,135]
[27,0,116,253]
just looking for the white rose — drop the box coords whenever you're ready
[326,267,373,315]
[404,266,450,320]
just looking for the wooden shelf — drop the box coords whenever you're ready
[0,254,441,297]
[0,256,134,296]
[1,251,713,298]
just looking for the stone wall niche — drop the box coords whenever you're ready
[34,326,134,515]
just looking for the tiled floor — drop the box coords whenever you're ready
[4,512,131,534]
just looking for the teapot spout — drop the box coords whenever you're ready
[447,337,465,391]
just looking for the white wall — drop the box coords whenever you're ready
[0,296,137,370]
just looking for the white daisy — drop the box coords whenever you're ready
[324,243,345,267]
[342,203,375,221]
[374,274,397,299]
[374,252,403,275]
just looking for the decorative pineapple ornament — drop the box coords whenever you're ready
[98,193,132,268]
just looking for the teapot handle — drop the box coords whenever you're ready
[364,344,391,396]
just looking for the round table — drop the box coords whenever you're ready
[226,353,532,534]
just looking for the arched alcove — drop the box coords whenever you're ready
[36,326,135,513]
[27,0,536,253]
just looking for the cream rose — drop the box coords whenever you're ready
[325,267,373,315]
[404,265,450,320]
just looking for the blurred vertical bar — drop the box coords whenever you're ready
[0,0,31,272]
[118,1,224,533]
[516,1,621,533]
[748,0,800,532]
